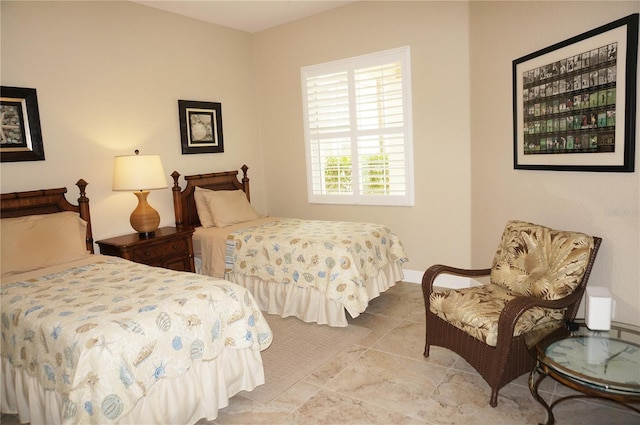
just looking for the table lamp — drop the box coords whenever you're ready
[112,150,167,237]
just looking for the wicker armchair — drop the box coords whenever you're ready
[422,220,601,407]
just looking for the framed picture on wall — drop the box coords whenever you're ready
[1,86,45,162]
[513,14,638,172]
[178,100,224,154]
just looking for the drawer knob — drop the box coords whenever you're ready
[145,251,151,256]
[172,244,178,249]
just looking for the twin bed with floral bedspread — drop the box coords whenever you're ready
[1,182,273,425]
[171,166,409,327]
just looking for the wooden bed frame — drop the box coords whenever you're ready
[0,179,94,253]
[171,164,250,228]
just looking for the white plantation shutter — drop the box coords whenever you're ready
[301,46,414,206]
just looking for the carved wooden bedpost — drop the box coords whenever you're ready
[76,179,94,253]
[241,164,250,202]
[171,171,184,228]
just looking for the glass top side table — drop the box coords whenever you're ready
[526,319,640,425]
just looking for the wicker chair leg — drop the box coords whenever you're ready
[490,390,498,407]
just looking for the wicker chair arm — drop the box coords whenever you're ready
[495,291,583,352]
[493,296,551,375]
[422,264,491,297]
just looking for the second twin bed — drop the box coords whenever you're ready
[171,165,409,327]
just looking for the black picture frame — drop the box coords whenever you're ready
[513,14,638,172]
[178,100,224,154]
[1,86,45,162]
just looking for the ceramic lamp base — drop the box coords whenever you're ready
[130,190,160,236]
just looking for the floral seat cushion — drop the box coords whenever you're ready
[429,284,564,346]
[429,220,595,347]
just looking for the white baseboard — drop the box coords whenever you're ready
[401,269,424,284]
[402,268,481,289]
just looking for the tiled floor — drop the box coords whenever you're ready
[3,282,639,424]
[201,282,640,425]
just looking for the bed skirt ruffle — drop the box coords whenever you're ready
[1,348,264,425]
[226,260,404,327]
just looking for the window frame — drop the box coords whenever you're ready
[301,46,415,206]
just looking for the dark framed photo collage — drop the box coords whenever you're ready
[521,42,618,155]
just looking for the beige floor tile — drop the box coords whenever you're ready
[550,398,640,424]
[425,370,546,425]
[364,282,425,323]
[269,381,323,410]
[450,354,479,375]
[403,284,427,325]
[371,319,424,358]
[347,309,401,347]
[422,345,463,368]
[204,394,290,425]
[305,344,368,386]
[372,319,459,367]
[512,369,558,396]
[388,281,422,296]
[280,388,425,425]
[324,349,449,420]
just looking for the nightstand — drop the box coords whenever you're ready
[96,226,195,273]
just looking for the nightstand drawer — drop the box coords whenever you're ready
[130,238,189,262]
[96,227,195,273]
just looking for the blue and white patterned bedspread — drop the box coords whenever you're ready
[225,218,408,316]
[1,257,273,424]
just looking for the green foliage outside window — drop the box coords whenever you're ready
[362,154,389,194]
[324,154,389,194]
[324,156,352,193]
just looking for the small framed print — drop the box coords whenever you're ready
[1,86,45,162]
[513,14,638,172]
[178,100,224,154]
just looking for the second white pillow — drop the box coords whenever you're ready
[209,189,261,227]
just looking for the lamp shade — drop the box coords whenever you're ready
[112,154,167,191]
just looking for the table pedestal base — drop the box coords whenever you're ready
[529,362,640,425]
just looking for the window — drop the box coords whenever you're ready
[301,46,414,206]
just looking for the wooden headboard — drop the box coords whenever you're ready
[171,165,250,228]
[0,179,94,253]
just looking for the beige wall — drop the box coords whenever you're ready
[1,1,638,324]
[0,0,268,241]
[469,1,640,324]
[252,1,473,281]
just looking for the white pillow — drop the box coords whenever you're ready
[209,189,261,227]
[194,187,261,228]
[1,211,89,277]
